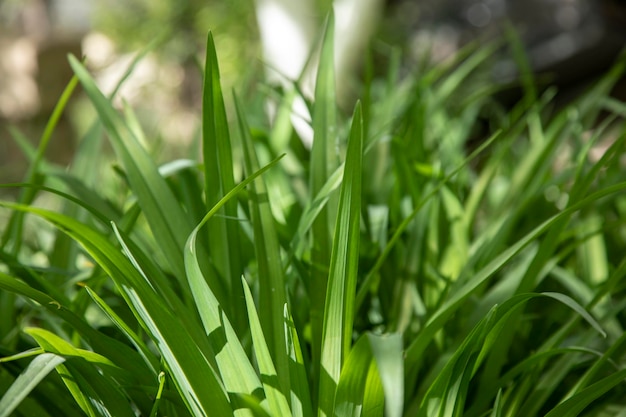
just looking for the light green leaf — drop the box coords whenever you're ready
[83,285,160,375]
[0,353,65,417]
[242,277,293,416]
[284,304,314,417]
[368,333,404,417]
[309,13,339,395]
[319,101,363,417]
[202,31,244,332]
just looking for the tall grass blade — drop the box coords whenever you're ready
[235,93,291,395]
[185,226,263,416]
[202,32,245,333]
[318,101,363,417]
[82,286,160,375]
[310,14,339,395]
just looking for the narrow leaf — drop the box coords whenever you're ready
[242,277,293,416]
[318,101,363,417]
[0,353,65,417]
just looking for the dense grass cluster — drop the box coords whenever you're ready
[1,16,626,417]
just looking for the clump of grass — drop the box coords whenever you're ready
[1,14,626,417]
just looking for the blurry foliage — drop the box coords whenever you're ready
[92,0,260,85]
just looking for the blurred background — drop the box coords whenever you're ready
[1,0,625,186]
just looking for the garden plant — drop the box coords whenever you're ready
[1,14,626,417]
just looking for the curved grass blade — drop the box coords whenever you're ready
[449,291,607,416]
[185,237,263,415]
[0,270,154,385]
[68,55,195,303]
[62,359,137,417]
[24,328,138,417]
[183,153,284,413]
[82,285,160,375]
[404,181,626,371]
[0,353,65,417]
[149,372,167,417]
[25,328,127,379]
[418,307,497,417]
[0,202,233,416]
[544,369,626,417]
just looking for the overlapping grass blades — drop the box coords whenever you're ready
[235,93,292,400]
[1,12,626,417]
[0,352,65,417]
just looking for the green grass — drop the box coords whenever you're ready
[1,19,626,417]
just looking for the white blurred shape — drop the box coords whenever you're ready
[255,0,383,148]
[0,38,40,119]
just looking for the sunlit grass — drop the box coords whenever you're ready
[1,15,626,417]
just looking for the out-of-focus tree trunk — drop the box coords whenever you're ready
[254,0,383,146]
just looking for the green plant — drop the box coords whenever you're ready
[1,15,626,417]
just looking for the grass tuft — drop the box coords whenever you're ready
[1,16,626,417]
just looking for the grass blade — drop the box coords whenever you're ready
[235,92,290,395]
[183,152,284,411]
[24,328,137,417]
[1,74,79,254]
[0,202,233,416]
[544,369,626,417]
[368,333,404,417]
[0,353,65,417]
[310,14,339,396]
[242,277,293,416]
[82,286,160,375]
[405,181,626,371]
[318,101,363,417]
[202,31,245,333]
[332,334,384,417]
[284,305,314,417]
